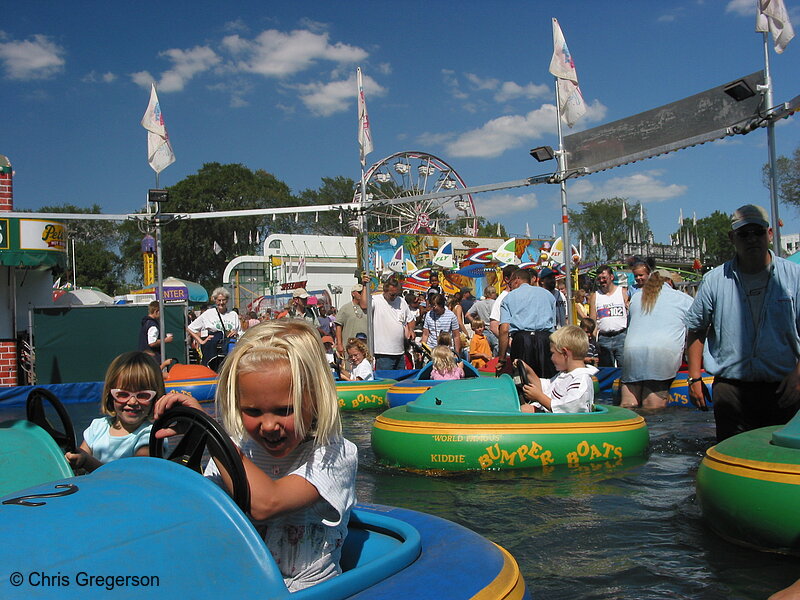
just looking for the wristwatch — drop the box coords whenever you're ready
[687,377,703,385]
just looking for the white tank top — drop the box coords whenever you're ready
[595,285,627,333]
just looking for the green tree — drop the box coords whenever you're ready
[298,176,359,236]
[764,146,800,208]
[120,163,297,290]
[568,198,647,263]
[675,210,733,268]
[475,217,507,238]
[35,204,124,294]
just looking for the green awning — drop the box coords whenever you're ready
[0,217,67,268]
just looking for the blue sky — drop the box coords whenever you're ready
[2,0,799,245]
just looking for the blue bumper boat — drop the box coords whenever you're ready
[0,391,529,600]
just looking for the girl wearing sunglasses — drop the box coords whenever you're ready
[65,351,165,472]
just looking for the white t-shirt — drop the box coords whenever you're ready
[205,436,358,591]
[371,294,415,355]
[351,358,374,381]
[539,366,595,413]
[490,290,509,323]
[83,417,152,463]
[188,307,242,336]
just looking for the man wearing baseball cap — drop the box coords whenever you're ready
[280,287,318,328]
[685,204,800,441]
[334,284,368,356]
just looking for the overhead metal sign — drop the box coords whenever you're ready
[563,71,767,176]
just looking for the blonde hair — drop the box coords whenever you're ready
[215,319,341,446]
[101,352,165,418]
[640,272,667,314]
[471,318,485,329]
[345,338,372,362]
[549,325,588,360]
[436,331,452,347]
[431,344,458,373]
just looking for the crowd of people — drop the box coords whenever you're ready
[103,203,800,593]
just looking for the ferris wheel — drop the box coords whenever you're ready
[354,151,478,236]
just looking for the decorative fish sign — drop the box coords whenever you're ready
[462,248,494,264]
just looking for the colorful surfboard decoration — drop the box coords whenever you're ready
[493,238,519,265]
[549,237,565,264]
[432,241,454,270]
[388,246,405,273]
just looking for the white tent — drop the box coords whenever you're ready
[53,288,115,306]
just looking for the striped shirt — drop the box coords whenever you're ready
[540,367,595,413]
[423,308,460,346]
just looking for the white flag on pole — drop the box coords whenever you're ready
[621,202,627,220]
[756,0,795,53]
[549,18,587,128]
[213,241,222,255]
[357,67,373,166]
[141,83,176,174]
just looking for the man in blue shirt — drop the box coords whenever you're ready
[496,268,557,378]
[685,204,800,441]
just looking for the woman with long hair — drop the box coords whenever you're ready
[620,270,693,409]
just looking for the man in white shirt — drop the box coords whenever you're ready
[371,276,415,371]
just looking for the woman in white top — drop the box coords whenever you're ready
[187,287,242,368]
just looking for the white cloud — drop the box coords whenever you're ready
[442,68,468,100]
[477,192,539,219]
[465,73,499,91]
[0,33,65,80]
[440,99,607,159]
[131,45,220,92]
[82,70,116,83]
[494,80,550,102]
[725,0,754,17]
[222,29,366,77]
[453,72,550,105]
[292,71,386,116]
[569,170,687,203]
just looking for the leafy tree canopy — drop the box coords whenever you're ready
[764,146,800,209]
[298,176,359,237]
[568,197,647,263]
[34,204,124,295]
[120,163,296,290]
[674,210,733,268]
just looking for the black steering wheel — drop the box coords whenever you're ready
[149,406,250,513]
[26,388,77,454]
[514,359,531,400]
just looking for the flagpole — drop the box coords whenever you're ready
[357,67,375,356]
[360,167,373,356]
[154,169,166,367]
[762,31,783,255]
[554,79,574,325]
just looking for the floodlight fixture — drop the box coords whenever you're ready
[148,189,169,203]
[530,146,555,162]
[723,79,756,102]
